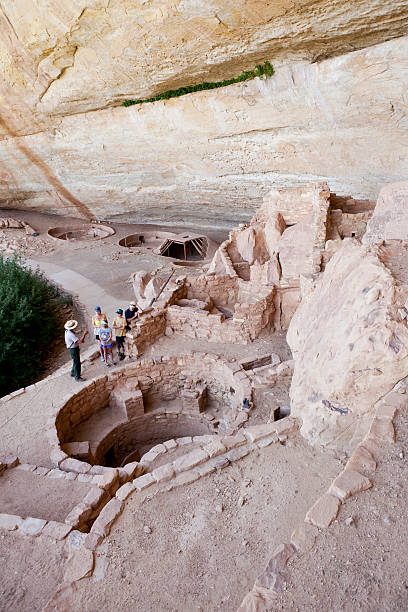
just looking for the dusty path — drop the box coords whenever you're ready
[64,435,340,612]
[275,409,408,611]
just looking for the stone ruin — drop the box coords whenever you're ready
[2,180,408,611]
[122,181,376,354]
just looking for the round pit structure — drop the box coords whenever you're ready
[53,354,252,468]
[48,223,115,241]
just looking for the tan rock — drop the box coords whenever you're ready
[83,488,109,510]
[42,521,72,541]
[203,439,226,458]
[237,584,277,612]
[329,469,372,501]
[65,503,92,528]
[0,513,23,531]
[20,517,47,536]
[368,417,395,443]
[290,524,319,553]
[244,424,276,443]
[173,449,208,474]
[172,471,201,488]
[0,37,407,221]
[83,532,103,551]
[305,493,340,528]
[116,482,136,501]
[133,473,155,491]
[64,548,94,583]
[97,468,119,491]
[287,240,408,448]
[91,499,123,537]
[347,445,377,474]
[259,543,295,591]
[364,182,408,243]
[152,463,175,483]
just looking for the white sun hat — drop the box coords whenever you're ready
[64,320,78,330]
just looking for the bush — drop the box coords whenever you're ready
[123,61,274,107]
[0,255,59,396]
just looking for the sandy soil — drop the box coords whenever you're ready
[0,469,92,522]
[0,531,67,612]
[0,208,227,303]
[275,410,408,611]
[66,436,340,612]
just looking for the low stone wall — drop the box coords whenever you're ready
[237,389,407,610]
[50,354,253,469]
[125,310,166,358]
[165,277,275,344]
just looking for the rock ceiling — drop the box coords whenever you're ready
[0,0,407,223]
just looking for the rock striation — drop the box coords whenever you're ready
[1,0,408,126]
[0,37,407,224]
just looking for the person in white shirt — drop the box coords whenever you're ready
[64,320,88,381]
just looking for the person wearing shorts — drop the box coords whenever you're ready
[92,306,108,361]
[99,320,116,367]
[112,308,127,361]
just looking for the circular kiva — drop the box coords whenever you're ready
[48,224,115,241]
[119,231,210,261]
[52,354,252,469]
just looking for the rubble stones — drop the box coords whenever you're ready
[97,468,119,492]
[65,503,93,528]
[91,499,123,537]
[347,445,377,473]
[134,473,155,491]
[0,513,23,531]
[329,469,372,502]
[116,482,136,501]
[42,521,72,541]
[83,488,110,509]
[20,517,47,536]
[64,548,94,583]
[203,439,226,458]
[305,494,341,529]
[83,532,103,551]
[173,449,208,473]
[60,458,91,474]
[152,463,175,483]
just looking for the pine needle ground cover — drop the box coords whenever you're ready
[0,255,60,396]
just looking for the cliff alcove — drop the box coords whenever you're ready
[0,3,408,611]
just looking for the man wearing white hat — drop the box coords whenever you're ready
[64,320,88,382]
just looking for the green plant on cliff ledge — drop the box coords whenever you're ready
[0,255,59,397]
[123,61,274,107]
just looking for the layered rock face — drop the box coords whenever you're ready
[1,0,408,128]
[0,36,407,225]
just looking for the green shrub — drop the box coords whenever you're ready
[123,61,274,107]
[0,255,60,396]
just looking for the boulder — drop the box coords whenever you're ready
[287,240,408,449]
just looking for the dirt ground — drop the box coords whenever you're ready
[0,531,67,612]
[0,208,228,303]
[65,435,340,612]
[275,410,408,611]
[1,208,407,612]
[0,469,92,523]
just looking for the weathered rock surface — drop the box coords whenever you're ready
[364,182,408,243]
[0,37,407,224]
[1,0,407,126]
[287,240,408,448]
